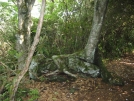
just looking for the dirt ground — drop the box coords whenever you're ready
[26,54,134,101]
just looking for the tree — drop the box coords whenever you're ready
[10,0,46,100]
[16,0,35,70]
[84,0,109,63]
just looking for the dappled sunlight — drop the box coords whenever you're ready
[19,35,24,44]
[119,62,134,66]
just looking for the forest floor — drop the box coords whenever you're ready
[24,53,134,101]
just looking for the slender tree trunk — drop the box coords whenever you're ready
[10,0,46,100]
[16,0,35,70]
[84,0,109,63]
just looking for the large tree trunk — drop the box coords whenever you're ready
[84,0,109,63]
[16,0,35,70]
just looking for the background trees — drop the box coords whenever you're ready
[32,0,134,58]
[100,0,134,58]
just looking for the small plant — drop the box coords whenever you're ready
[0,82,11,101]
[28,89,39,101]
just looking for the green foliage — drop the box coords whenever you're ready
[0,80,39,101]
[99,0,134,58]
[28,89,39,101]
[0,0,18,69]
[31,0,134,60]
[33,0,93,58]
[0,80,30,101]
[0,82,27,101]
[0,83,10,101]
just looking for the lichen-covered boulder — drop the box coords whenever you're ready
[52,51,100,78]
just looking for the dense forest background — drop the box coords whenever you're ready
[0,0,134,101]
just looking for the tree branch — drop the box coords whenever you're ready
[10,0,46,100]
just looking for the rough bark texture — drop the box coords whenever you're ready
[16,0,35,70]
[84,0,109,63]
[10,0,46,100]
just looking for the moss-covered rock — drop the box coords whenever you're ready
[52,51,100,78]
[32,49,124,86]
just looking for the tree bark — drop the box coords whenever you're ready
[84,0,109,63]
[16,0,35,70]
[10,0,46,100]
